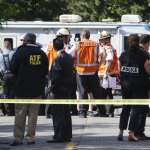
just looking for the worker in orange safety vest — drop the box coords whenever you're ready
[98,30,119,117]
[68,29,107,118]
[46,28,72,72]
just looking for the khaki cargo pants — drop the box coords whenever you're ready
[13,95,42,143]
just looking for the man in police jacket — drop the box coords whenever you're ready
[10,33,48,146]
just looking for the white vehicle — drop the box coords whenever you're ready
[0,14,150,57]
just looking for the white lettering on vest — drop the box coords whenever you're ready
[121,66,139,73]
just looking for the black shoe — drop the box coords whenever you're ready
[6,113,15,116]
[27,141,35,145]
[78,111,87,118]
[65,139,71,142]
[10,141,22,146]
[143,135,150,140]
[110,112,114,117]
[46,139,64,143]
[135,134,150,140]
[100,114,109,117]
[135,134,144,140]
[71,111,78,116]
[45,114,51,119]
[87,111,99,117]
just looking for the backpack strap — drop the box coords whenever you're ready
[2,50,12,71]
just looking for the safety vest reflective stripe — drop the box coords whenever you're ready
[75,40,100,75]
[77,72,98,75]
[76,42,99,66]
[98,45,119,77]
[76,63,99,66]
[98,70,120,76]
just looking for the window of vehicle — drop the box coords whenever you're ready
[124,36,129,51]
[74,33,80,42]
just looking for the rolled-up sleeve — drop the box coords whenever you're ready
[67,44,76,57]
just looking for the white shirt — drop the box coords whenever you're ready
[68,43,102,57]
[101,44,113,61]
[65,43,72,53]
[68,45,76,56]
[105,46,113,61]
[99,45,105,56]
[44,43,72,54]
[57,49,64,55]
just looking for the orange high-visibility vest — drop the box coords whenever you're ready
[107,43,119,76]
[74,39,99,75]
[47,44,68,71]
[98,45,119,77]
[47,44,57,71]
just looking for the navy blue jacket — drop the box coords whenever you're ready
[10,43,48,98]
[48,50,74,95]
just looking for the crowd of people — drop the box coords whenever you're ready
[0,28,150,145]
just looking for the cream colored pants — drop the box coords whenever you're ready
[13,95,41,143]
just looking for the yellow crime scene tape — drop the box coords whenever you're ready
[0,99,150,105]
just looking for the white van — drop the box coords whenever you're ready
[0,14,149,57]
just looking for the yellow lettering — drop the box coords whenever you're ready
[33,55,36,61]
[37,55,41,61]
[30,61,35,65]
[30,55,34,61]
[29,55,41,65]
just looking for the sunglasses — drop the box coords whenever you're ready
[20,39,24,41]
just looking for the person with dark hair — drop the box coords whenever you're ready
[0,41,16,116]
[46,37,74,143]
[10,33,48,146]
[140,34,150,45]
[117,34,150,142]
[45,28,74,118]
[68,29,106,118]
[135,34,150,140]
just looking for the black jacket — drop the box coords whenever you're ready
[10,43,48,98]
[119,48,149,91]
[48,50,74,95]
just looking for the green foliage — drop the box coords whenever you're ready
[0,0,149,22]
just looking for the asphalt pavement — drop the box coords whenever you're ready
[1,107,150,150]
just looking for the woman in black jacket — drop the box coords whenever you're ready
[117,34,150,142]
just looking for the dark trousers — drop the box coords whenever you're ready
[76,71,106,115]
[47,92,72,141]
[45,104,51,116]
[119,87,148,131]
[70,73,78,115]
[100,76,114,114]
[135,105,149,136]
[101,88,114,114]
[2,73,15,115]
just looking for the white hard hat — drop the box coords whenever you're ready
[56,28,71,36]
[98,31,112,40]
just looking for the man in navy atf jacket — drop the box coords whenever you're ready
[10,33,48,146]
[46,37,74,143]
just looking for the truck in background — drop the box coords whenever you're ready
[0,14,149,57]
